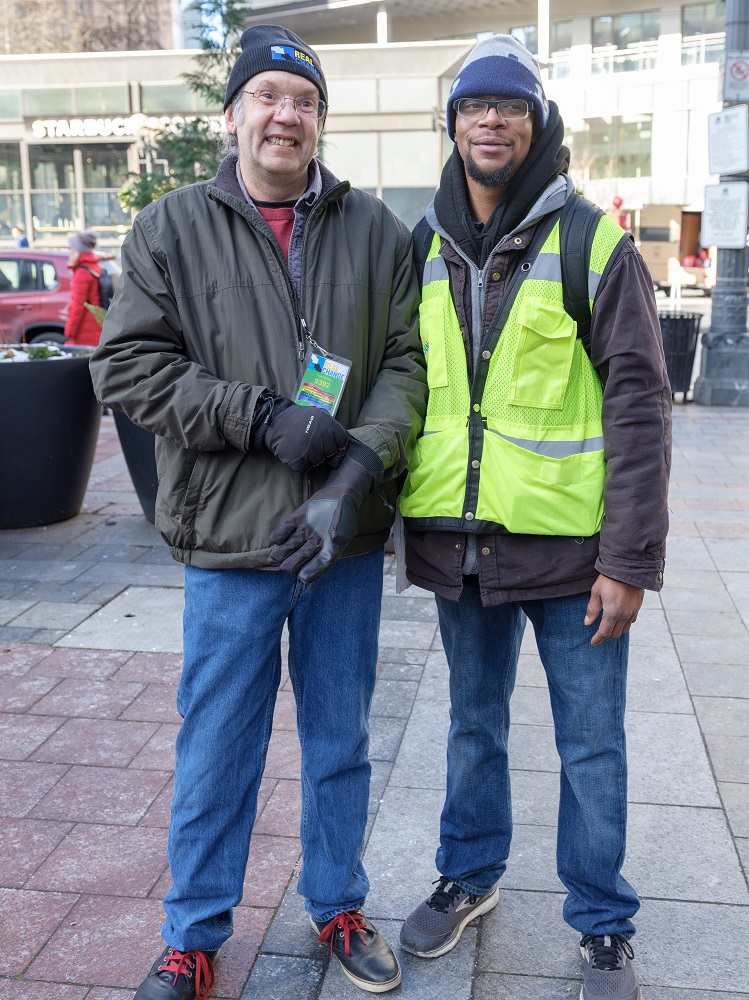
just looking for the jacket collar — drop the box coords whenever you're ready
[212,152,343,205]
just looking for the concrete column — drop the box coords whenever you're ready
[694,0,749,406]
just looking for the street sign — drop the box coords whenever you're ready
[702,182,749,248]
[724,50,749,101]
[708,104,749,175]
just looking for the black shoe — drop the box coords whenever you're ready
[400,877,499,958]
[312,910,402,993]
[134,946,217,1000]
[580,935,641,1000]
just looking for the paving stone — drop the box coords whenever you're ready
[673,633,749,665]
[240,954,324,1000]
[0,560,92,584]
[378,647,429,666]
[515,652,547,687]
[27,823,167,896]
[0,886,79,976]
[682,661,749,698]
[260,877,321,958]
[28,647,133,680]
[318,918,476,1000]
[112,651,183,684]
[0,673,60,711]
[32,718,159,767]
[627,803,748,903]
[369,714,408,762]
[0,817,72,888]
[0,713,65,760]
[703,734,749,783]
[636,991,748,1000]
[389,699,449,790]
[370,678,419,718]
[0,598,36,625]
[0,641,52,675]
[626,646,693,714]
[737,837,749,878]
[473,973,579,999]
[660,569,727,591]
[660,537,714,570]
[377,661,424,683]
[508,723,560,773]
[138,777,174,830]
[413,649,450,702]
[500,824,564,893]
[28,678,144,720]
[0,626,39,643]
[0,761,68,818]
[0,983,88,998]
[26,894,165,988]
[119,683,181,724]
[55,586,184,654]
[664,609,748,636]
[263,729,301,779]
[379,620,438,650]
[380,595,439,622]
[360,786,443,919]
[510,769,560,827]
[240,833,302,909]
[254,778,301,838]
[477,888,577,977]
[28,629,70,644]
[368,759,393,814]
[627,608,673,647]
[129,723,180,771]
[381,577,435,599]
[510,686,555,726]
[719,782,749,839]
[30,765,171,825]
[693,695,749,736]
[72,562,185,588]
[627,713,720,807]
[704,538,749,572]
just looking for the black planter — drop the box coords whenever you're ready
[113,410,158,523]
[0,348,101,529]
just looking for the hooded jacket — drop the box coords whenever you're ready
[90,156,427,568]
[404,174,672,605]
[64,252,102,347]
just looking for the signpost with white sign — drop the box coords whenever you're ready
[723,50,749,101]
[708,104,749,175]
[702,182,749,248]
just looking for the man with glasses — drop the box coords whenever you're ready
[91,24,426,1000]
[398,34,670,1000]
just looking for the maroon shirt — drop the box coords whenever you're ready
[255,203,296,262]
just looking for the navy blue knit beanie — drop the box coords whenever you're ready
[224,24,327,111]
[447,34,550,140]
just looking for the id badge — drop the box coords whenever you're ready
[294,348,352,417]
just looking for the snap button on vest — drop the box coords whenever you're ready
[481,547,490,556]
[465,512,475,521]
[473,403,480,412]
[491,272,501,281]
[481,350,491,360]
[471,459,480,469]
[513,237,523,245]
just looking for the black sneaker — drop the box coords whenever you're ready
[312,909,402,993]
[134,946,217,1000]
[399,877,499,958]
[580,934,641,1000]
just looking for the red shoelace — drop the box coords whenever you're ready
[158,948,215,1000]
[317,910,368,956]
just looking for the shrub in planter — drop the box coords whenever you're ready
[0,344,101,529]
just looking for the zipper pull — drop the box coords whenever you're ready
[298,315,310,361]
[477,271,484,289]
[374,488,394,513]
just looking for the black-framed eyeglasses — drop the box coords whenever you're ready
[242,89,327,120]
[453,98,532,122]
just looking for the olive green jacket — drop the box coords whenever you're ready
[90,159,427,568]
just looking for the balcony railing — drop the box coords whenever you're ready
[681,32,725,65]
[591,40,659,74]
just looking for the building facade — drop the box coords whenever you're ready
[0,0,726,246]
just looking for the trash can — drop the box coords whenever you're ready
[657,312,702,396]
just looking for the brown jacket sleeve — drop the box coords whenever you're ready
[589,240,672,590]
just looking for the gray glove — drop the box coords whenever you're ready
[269,439,383,583]
[263,398,348,472]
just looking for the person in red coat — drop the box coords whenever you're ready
[64,229,103,346]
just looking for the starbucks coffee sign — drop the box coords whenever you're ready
[29,114,223,140]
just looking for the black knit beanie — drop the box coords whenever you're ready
[224,24,328,110]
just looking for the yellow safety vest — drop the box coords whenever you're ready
[400,212,625,536]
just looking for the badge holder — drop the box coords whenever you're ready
[293,340,352,418]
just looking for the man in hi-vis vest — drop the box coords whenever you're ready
[398,35,670,1000]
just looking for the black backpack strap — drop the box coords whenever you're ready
[412,216,434,285]
[559,193,604,360]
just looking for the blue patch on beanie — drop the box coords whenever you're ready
[447,34,549,140]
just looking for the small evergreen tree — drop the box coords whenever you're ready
[119,0,250,212]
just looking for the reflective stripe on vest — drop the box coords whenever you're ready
[400,213,625,536]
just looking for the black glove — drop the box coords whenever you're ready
[262,398,348,473]
[269,439,384,584]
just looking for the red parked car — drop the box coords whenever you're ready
[0,248,120,345]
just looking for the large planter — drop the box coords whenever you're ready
[0,346,101,529]
[113,410,158,524]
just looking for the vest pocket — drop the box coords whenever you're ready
[419,297,450,388]
[509,297,576,410]
[401,418,468,519]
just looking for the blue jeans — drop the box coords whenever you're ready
[435,587,639,939]
[162,549,384,951]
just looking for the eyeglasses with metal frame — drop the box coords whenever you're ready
[242,89,327,120]
[453,98,532,121]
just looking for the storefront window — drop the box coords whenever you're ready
[566,115,652,180]
[593,10,660,47]
[31,192,79,234]
[30,146,75,190]
[0,144,22,190]
[24,88,75,117]
[552,20,573,51]
[76,86,130,115]
[141,84,195,113]
[0,194,24,239]
[0,91,21,120]
[683,0,725,35]
[82,144,130,188]
[83,192,131,230]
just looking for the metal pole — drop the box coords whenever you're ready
[694,0,749,406]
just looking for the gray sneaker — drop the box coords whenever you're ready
[580,935,641,1000]
[399,877,499,958]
